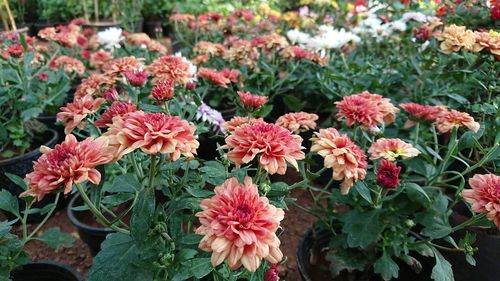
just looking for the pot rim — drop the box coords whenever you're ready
[296,228,313,281]
[13,260,84,281]
[67,194,113,232]
[0,129,58,166]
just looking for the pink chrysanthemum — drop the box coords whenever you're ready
[221,68,239,83]
[222,117,265,133]
[57,95,106,134]
[94,101,136,128]
[22,135,114,201]
[400,102,448,128]
[223,123,304,175]
[462,174,500,228]
[238,91,268,110]
[74,73,115,98]
[104,111,199,160]
[147,55,193,85]
[199,67,231,88]
[368,138,420,161]
[335,92,399,128]
[89,50,112,70]
[103,56,142,77]
[435,109,480,133]
[196,177,284,272]
[276,112,318,133]
[151,79,175,101]
[49,55,85,76]
[124,70,148,87]
[310,128,367,194]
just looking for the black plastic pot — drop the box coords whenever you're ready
[67,194,113,256]
[297,228,332,281]
[197,135,223,161]
[144,20,163,37]
[37,115,65,142]
[11,260,84,281]
[0,129,60,222]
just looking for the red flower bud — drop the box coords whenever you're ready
[264,264,279,281]
[376,159,402,189]
[124,70,148,87]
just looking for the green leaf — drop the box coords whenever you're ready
[36,227,75,250]
[20,108,43,121]
[405,182,430,203]
[105,174,140,193]
[130,187,155,244]
[185,186,214,198]
[183,258,213,279]
[282,95,302,111]
[0,189,20,218]
[89,233,152,281]
[267,182,289,197]
[178,234,202,245]
[374,252,399,281]
[176,249,198,262]
[4,172,28,190]
[431,249,454,281]
[354,181,372,204]
[342,209,384,248]
[200,161,227,185]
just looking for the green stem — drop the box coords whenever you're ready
[21,200,34,243]
[75,183,130,235]
[26,193,60,241]
[129,153,144,179]
[149,154,157,189]
[414,122,420,145]
[452,213,487,232]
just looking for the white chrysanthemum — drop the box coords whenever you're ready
[306,28,360,51]
[97,27,123,50]
[401,12,428,23]
[286,29,311,45]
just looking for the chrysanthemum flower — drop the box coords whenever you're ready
[276,112,318,133]
[224,39,260,68]
[74,73,116,98]
[147,40,168,55]
[435,24,475,54]
[400,102,447,127]
[462,174,500,228]
[22,135,114,201]
[238,91,268,110]
[223,123,305,175]
[127,33,151,46]
[194,41,226,57]
[435,109,480,133]
[368,138,420,161]
[89,50,112,70]
[57,95,106,134]
[147,55,194,85]
[377,159,402,189]
[104,111,199,160]
[151,79,175,101]
[310,128,367,194]
[335,92,399,128]
[199,67,231,88]
[103,56,142,77]
[95,101,136,128]
[222,116,265,133]
[221,68,239,83]
[169,13,196,23]
[196,177,284,272]
[124,70,148,87]
[251,34,289,51]
[50,55,85,76]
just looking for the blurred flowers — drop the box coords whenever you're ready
[97,27,124,50]
[275,112,318,133]
[462,174,500,228]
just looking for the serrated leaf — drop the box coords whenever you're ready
[20,108,43,121]
[183,258,213,279]
[374,252,399,281]
[342,209,384,248]
[0,189,20,218]
[354,181,372,204]
[130,187,155,244]
[36,227,75,250]
[4,173,28,190]
[431,249,454,281]
[405,182,430,203]
[105,174,140,193]
[199,161,227,185]
[179,234,202,245]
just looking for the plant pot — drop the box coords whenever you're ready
[37,115,64,142]
[197,135,223,161]
[33,22,65,37]
[10,260,84,281]
[82,21,121,31]
[0,129,61,222]
[297,228,333,281]
[144,20,163,37]
[67,194,113,256]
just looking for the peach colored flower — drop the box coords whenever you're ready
[222,116,265,133]
[400,102,447,127]
[251,34,289,51]
[103,111,199,160]
[435,24,475,54]
[194,41,226,57]
[223,122,304,175]
[22,135,114,201]
[472,31,500,56]
[335,92,398,128]
[89,50,112,70]
[38,27,57,40]
[147,40,168,55]
[57,95,106,134]
[276,112,318,133]
[169,13,196,23]
[147,55,193,85]
[103,56,142,77]
[94,101,136,128]
[368,138,420,161]
[224,39,260,68]
[127,33,151,45]
[75,73,116,98]
[199,67,231,88]
[462,174,500,228]
[196,177,284,272]
[238,91,267,110]
[50,56,85,76]
[435,109,480,133]
[151,79,175,101]
[311,128,367,194]
[221,68,239,83]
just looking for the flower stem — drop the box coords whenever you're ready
[149,154,157,189]
[26,193,60,241]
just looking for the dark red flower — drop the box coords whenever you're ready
[81,50,91,60]
[376,159,402,189]
[491,4,500,21]
[151,80,175,101]
[76,35,87,47]
[7,43,24,57]
[124,70,148,87]
[414,25,431,40]
[103,88,119,101]
[185,81,197,90]
[70,18,87,25]
[37,72,49,82]
[264,264,280,281]
[83,28,95,38]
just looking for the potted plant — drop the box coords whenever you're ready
[0,184,80,280]
[82,0,121,31]
[34,0,83,34]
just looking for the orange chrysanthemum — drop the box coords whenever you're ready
[311,128,367,194]
[368,138,420,161]
[435,24,475,54]
[435,109,480,133]
[57,95,106,134]
[462,174,500,228]
[89,50,112,70]
[223,122,304,175]
[94,101,136,128]
[238,91,268,110]
[275,112,318,133]
[194,41,226,57]
[22,135,114,201]
[199,67,231,88]
[196,177,284,272]
[49,55,85,76]
[222,116,265,133]
[103,56,142,77]
[147,55,194,85]
[74,73,116,98]
[104,111,199,160]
